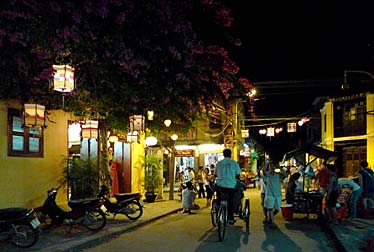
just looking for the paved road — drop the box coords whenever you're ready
[82,189,337,252]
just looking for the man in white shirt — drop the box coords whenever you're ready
[215,149,241,225]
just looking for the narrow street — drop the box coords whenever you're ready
[81,188,337,252]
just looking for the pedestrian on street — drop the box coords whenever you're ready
[196,166,206,198]
[325,164,339,225]
[358,160,374,210]
[258,170,267,222]
[214,148,241,225]
[204,167,214,206]
[338,176,361,219]
[186,167,196,189]
[317,164,329,196]
[262,161,286,226]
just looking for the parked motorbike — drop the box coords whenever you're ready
[0,207,40,248]
[34,187,106,231]
[97,185,144,220]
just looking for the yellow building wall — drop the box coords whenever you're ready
[321,101,335,151]
[0,100,76,209]
[367,94,374,167]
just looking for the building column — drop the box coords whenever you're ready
[367,94,374,168]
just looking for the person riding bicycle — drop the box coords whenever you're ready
[214,148,242,225]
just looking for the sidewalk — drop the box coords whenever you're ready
[1,191,374,252]
[0,192,186,252]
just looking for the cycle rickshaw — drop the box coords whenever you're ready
[210,180,250,241]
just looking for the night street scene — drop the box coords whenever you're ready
[0,1,374,252]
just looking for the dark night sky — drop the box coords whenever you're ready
[224,0,373,117]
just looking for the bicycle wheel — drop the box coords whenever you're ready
[244,198,250,229]
[210,199,218,227]
[217,202,227,241]
[124,201,143,220]
[83,209,106,231]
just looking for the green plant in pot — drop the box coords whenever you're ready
[144,153,163,203]
[59,156,111,200]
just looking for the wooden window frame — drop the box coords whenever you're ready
[8,108,44,157]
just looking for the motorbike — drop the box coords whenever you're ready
[0,207,40,248]
[34,187,106,231]
[97,185,144,220]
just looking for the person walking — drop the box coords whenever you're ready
[262,162,286,226]
[338,176,361,219]
[317,164,329,195]
[204,167,214,206]
[214,148,241,225]
[196,166,206,198]
[258,170,267,222]
[358,160,374,210]
[325,164,339,224]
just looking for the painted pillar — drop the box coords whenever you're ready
[367,94,374,168]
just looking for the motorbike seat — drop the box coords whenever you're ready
[68,198,101,208]
[114,192,141,201]
[0,208,28,221]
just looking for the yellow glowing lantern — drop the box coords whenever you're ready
[287,122,297,133]
[81,120,99,139]
[24,103,45,127]
[127,131,140,143]
[266,127,275,137]
[129,115,145,132]
[53,65,75,93]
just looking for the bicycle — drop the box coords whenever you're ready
[210,185,251,240]
[213,188,228,241]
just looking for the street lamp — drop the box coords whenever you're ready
[342,69,374,90]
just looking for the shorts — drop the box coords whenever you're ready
[264,195,282,210]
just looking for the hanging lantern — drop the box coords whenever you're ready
[81,120,99,139]
[24,103,45,127]
[170,133,178,141]
[145,136,158,147]
[266,127,275,137]
[129,115,145,132]
[147,110,154,121]
[109,135,119,143]
[287,122,297,133]
[259,129,267,135]
[126,131,140,143]
[164,119,172,127]
[241,129,249,138]
[53,65,75,93]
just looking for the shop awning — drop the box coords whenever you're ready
[282,144,338,164]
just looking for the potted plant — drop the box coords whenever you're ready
[59,156,111,200]
[144,153,163,203]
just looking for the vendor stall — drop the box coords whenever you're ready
[282,144,338,219]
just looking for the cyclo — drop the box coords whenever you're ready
[210,179,250,241]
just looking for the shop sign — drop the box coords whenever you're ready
[175,149,194,157]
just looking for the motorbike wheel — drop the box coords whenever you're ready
[125,201,143,220]
[10,221,39,248]
[83,209,106,231]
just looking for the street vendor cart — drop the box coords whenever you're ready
[282,144,338,219]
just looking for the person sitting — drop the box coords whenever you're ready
[182,181,196,214]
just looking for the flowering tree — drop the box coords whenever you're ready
[0,0,253,132]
